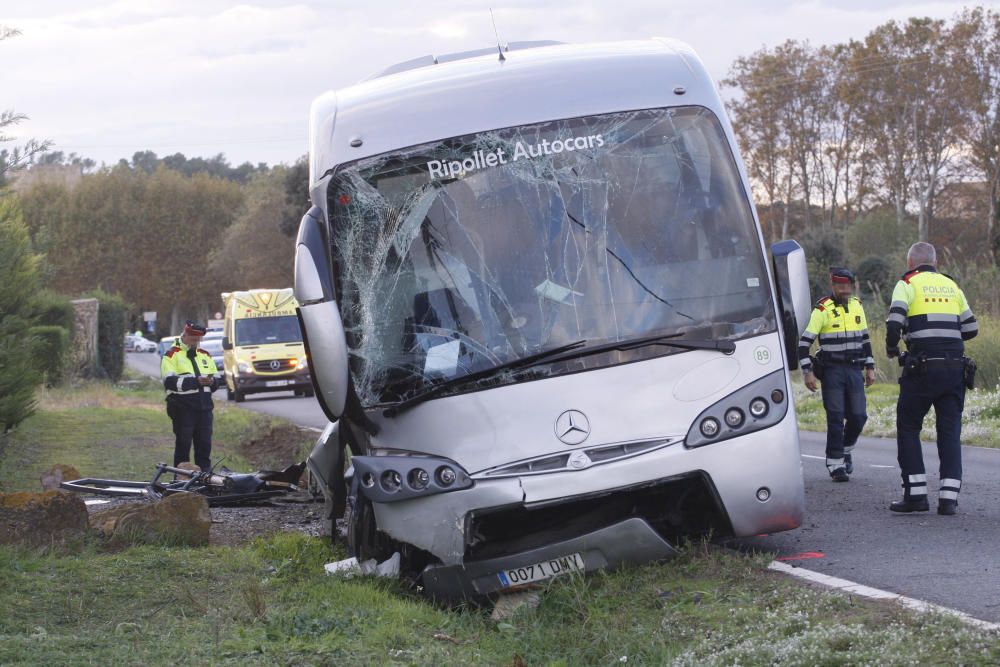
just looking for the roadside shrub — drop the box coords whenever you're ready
[29,325,69,386]
[855,255,892,304]
[0,200,42,432]
[844,208,916,271]
[799,226,845,298]
[29,290,76,333]
[85,289,130,382]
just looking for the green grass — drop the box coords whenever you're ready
[4,377,1000,664]
[0,373,274,492]
[794,380,1000,448]
[1,534,998,665]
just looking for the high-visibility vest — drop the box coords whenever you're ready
[798,295,874,372]
[161,342,219,410]
[886,267,977,355]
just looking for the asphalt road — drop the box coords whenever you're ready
[127,352,1000,621]
[737,430,1000,623]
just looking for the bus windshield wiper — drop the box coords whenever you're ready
[536,332,736,366]
[383,339,587,417]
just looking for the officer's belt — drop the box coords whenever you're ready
[817,352,864,365]
[921,358,966,370]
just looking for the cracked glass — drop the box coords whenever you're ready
[327,107,775,407]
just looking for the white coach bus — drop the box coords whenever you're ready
[296,40,812,602]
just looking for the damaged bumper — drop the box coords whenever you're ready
[420,517,676,603]
[360,416,802,600]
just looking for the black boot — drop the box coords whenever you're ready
[937,499,958,516]
[890,496,929,513]
[831,468,849,483]
[844,454,853,475]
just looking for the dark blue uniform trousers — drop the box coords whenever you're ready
[896,367,965,499]
[167,402,213,471]
[821,364,867,471]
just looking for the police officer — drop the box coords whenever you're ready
[886,242,978,515]
[161,320,222,470]
[798,267,876,482]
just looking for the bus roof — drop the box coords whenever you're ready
[308,39,729,197]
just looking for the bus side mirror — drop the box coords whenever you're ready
[296,206,348,420]
[222,337,232,350]
[771,240,811,370]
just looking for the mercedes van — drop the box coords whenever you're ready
[221,288,313,401]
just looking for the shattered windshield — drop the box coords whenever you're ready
[328,107,775,407]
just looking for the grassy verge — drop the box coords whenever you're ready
[1,534,999,665]
[3,377,1000,664]
[0,371,310,492]
[794,380,1000,448]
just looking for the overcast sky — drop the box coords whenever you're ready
[4,1,998,167]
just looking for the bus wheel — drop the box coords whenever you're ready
[347,495,395,562]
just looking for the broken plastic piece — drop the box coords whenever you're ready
[324,552,401,579]
[324,557,362,577]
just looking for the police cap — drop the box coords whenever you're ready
[183,320,207,337]
[829,267,854,284]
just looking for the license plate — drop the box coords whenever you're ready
[265,380,290,387]
[497,552,584,588]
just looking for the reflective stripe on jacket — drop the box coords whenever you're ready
[886,266,978,356]
[161,342,220,410]
[798,295,874,372]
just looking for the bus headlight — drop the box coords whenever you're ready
[749,397,769,418]
[685,370,788,449]
[351,455,472,503]
[237,361,252,374]
[699,418,721,438]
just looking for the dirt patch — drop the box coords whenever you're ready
[239,424,314,472]
[85,493,330,547]
[209,494,330,547]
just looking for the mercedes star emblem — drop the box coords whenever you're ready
[269,360,281,371]
[555,409,591,446]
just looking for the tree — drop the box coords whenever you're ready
[952,7,1000,263]
[0,26,52,185]
[0,199,42,431]
[18,166,243,333]
[280,155,309,237]
[212,167,297,291]
[725,47,794,243]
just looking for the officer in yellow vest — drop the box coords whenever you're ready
[886,242,978,515]
[161,320,222,470]
[798,267,875,482]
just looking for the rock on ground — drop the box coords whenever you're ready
[90,492,211,546]
[0,491,89,546]
[39,464,82,491]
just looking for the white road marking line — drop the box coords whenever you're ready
[801,454,825,460]
[302,426,323,433]
[769,561,1000,632]
[870,464,895,469]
